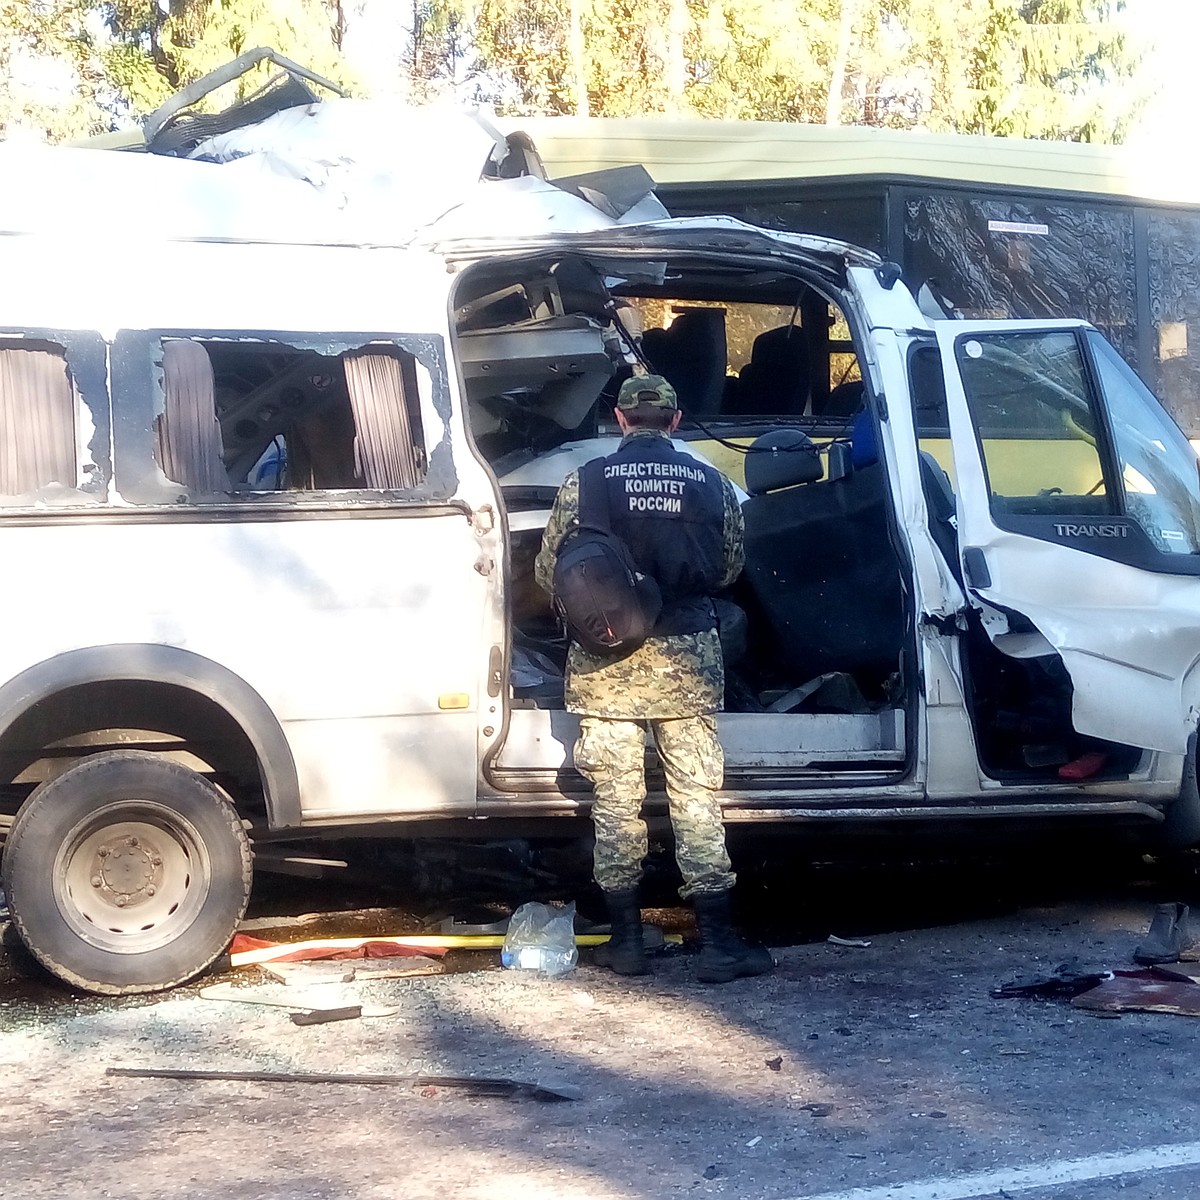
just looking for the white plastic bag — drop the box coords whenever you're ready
[501,901,578,976]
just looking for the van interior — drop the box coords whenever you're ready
[453,251,911,788]
[452,250,1142,790]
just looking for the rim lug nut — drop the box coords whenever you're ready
[98,847,109,858]
[146,886,156,897]
[115,896,128,908]
[91,876,102,888]
[151,856,162,867]
[127,836,139,848]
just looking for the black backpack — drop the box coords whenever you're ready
[552,459,662,657]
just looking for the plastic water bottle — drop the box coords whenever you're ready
[500,901,578,976]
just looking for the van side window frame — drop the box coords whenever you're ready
[110,328,459,507]
[0,328,111,509]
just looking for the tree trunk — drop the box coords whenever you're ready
[825,0,859,126]
[569,0,590,117]
[665,0,688,115]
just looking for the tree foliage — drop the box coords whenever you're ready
[0,1,109,140]
[0,0,1147,144]
[99,0,358,108]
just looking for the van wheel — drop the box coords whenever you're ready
[0,751,253,995]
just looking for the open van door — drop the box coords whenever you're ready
[934,321,1200,756]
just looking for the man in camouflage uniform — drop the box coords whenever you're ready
[536,375,774,983]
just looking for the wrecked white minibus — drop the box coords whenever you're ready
[2,99,1200,995]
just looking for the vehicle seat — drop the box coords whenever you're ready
[641,308,726,417]
[821,378,864,419]
[731,325,810,416]
[740,429,906,686]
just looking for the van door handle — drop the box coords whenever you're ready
[962,547,992,590]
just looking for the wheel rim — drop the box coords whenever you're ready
[54,800,213,954]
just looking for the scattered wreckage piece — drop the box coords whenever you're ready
[994,954,1200,1017]
[105,1066,581,1102]
[991,962,1114,1001]
[261,962,357,985]
[288,1007,370,1026]
[261,957,445,985]
[228,934,450,967]
[1150,962,1200,985]
[198,984,400,1020]
[1070,971,1200,1018]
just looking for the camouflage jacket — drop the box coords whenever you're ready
[534,431,745,718]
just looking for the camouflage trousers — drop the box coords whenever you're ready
[574,713,735,899]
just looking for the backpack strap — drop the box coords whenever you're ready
[576,457,611,535]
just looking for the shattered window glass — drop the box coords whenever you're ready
[146,337,428,498]
[1087,330,1200,556]
[905,192,1138,365]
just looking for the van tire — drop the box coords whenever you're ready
[0,751,253,995]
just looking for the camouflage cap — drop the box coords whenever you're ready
[616,374,678,410]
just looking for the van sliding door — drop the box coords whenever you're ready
[936,321,1200,757]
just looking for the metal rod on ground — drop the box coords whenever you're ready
[105,1066,582,1102]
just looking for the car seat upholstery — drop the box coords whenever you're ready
[740,428,906,687]
[822,378,865,419]
[642,308,726,417]
[732,325,810,416]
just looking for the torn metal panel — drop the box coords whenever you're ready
[0,123,609,250]
[432,217,877,282]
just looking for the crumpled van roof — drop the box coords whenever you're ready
[1,100,628,248]
[5,98,880,280]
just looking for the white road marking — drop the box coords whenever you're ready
[795,1141,1200,1200]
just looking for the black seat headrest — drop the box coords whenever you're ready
[737,325,810,415]
[744,429,824,495]
[642,309,727,417]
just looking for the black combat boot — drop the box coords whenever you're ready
[693,889,775,984]
[593,887,650,976]
[1134,902,1194,965]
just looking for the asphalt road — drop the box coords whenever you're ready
[3,836,1200,1200]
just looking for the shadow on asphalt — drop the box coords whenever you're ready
[4,828,1198,1009]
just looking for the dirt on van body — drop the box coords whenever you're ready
[2,858,1199,1200]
